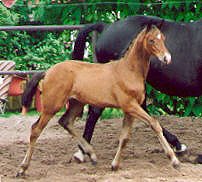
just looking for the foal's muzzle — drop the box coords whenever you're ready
[161,52,171,65]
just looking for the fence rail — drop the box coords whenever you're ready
[0,25,83,31]
[0,71,44,75]
[0,24,98,76]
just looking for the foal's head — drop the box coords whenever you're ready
[143,25,171,64]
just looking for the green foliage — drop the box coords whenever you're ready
[0,5,19,25]
[0,31,73,70]
[11,32,73,70]
[100,108,123,120]
[146,84,202,117]
[0,1,201,117]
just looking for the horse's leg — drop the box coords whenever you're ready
[83,106,104,142]
[124,103,180,169]
[58,99,97,165]
[74,106,104,162]
[163,128,186,153]
[142,101,186,154]
[17,112,54,176]
[111,113,133,170]
[143,87,186,154]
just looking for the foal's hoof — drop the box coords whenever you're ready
[90,159,97,166]
[172,159,180,170]
[89,153,97,166]
[111,160,119,171]
[73,150,85,163]
[16,170,25,178]
[111,165,119,171]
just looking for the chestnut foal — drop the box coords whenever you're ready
[17,25,179,176]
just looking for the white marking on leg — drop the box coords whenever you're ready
[180,144,187,152]
[175,144,187,153]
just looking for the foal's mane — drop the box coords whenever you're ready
[121,27,147,59]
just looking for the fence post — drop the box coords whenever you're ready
[92,31,98,63]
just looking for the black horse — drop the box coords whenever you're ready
[71,15,202,162]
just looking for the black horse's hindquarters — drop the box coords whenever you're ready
[72,16,202,154]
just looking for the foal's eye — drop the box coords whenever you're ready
[149,39,155,43]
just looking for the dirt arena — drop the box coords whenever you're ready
[0,114,201,182]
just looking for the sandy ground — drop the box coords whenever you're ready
[0,114,201,182]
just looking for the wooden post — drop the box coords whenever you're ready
[92,31,98,63]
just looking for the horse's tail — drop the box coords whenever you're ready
[22,71,46,109]
[72,22,105,60]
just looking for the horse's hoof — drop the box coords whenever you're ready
[194,154,202,164]
[175,144,187,156]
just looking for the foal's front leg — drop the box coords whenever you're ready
[142,93,186,154]
[125,102,180,169]
[111,113,134,170]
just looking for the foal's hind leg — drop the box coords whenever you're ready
[17,113,54,176]
[74,106,104,163]
[125,103,180,169]
[58,99,97,165]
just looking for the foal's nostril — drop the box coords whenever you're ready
[164,57,167,63]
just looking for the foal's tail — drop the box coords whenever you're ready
[22,71,46,110]
[72,22,105,60]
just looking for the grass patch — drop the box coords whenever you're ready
[0,110,40,118]
[1,106,124,120]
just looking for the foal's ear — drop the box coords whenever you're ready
[157,19,165,30]
[146,20,153,32]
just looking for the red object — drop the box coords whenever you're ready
[1,0,17,8]
[8,76,26,96]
